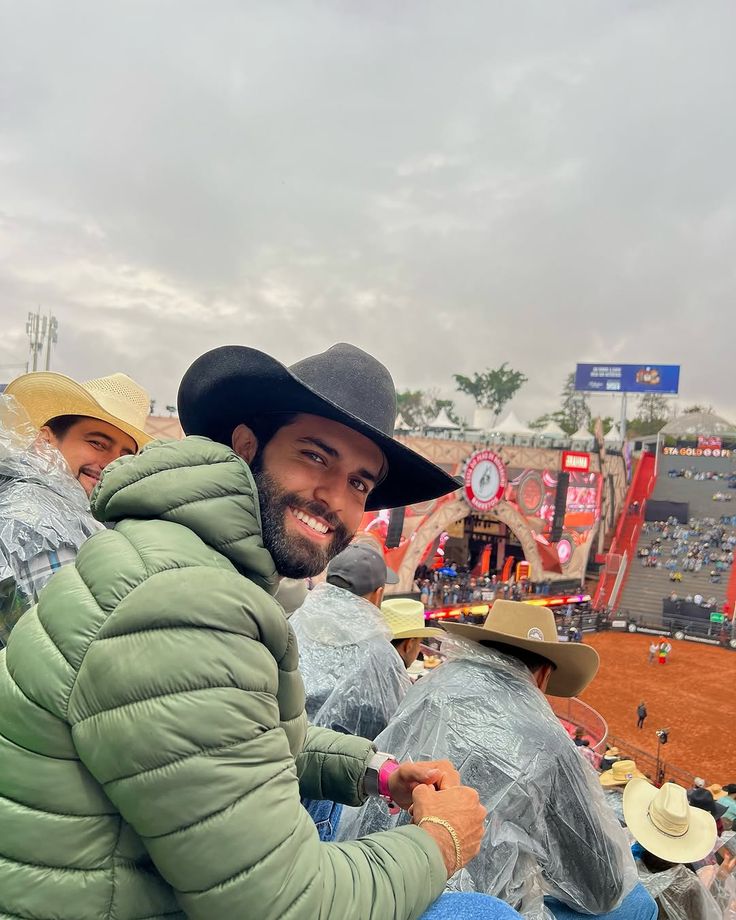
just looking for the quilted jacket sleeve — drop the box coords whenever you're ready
[296,725,374,805]
[67,553,446,920]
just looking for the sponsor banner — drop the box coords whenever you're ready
[662,446,732,459]
[611,619,628,629]
[575,363,680,394]
[634,626,673,636]
[698,435,722,450]
[561,450,591,473]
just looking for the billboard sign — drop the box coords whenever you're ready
[574,364,680,394]
[561,450,591,473]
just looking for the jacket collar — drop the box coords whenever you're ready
[91,435,278,594]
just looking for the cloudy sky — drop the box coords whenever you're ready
[1,1,734,424]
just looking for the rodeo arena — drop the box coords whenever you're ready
[1,351,736,920]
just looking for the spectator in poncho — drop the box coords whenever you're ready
[0,372,150,644]
[291,541,443,840]
[338,601,653,920]
[623,779,732,920]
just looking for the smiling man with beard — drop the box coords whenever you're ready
[0,370,150,643]
[0,343,503,920]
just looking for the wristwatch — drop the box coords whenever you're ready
[363,752,399,798]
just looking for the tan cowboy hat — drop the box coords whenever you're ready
[442,600,599,697]
[380,599,444,641]
[603,747,621,758]
[600,759,646,787]
[624,779,717,864]
[5,371,152,449]
[707,784,728,800]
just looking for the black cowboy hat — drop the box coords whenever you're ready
[177,343,459,510]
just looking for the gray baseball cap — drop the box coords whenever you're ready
[326,542,399,596]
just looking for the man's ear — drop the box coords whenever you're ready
[232,423,259,465]
[37,425,57,447]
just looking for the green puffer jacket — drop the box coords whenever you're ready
[0,437,446,920]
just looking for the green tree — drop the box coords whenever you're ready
[557,373,591,435]
[396,389,461,428]
[453,363,527,422]
[628,392,670,435]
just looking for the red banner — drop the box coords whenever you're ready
[698,435,722,450]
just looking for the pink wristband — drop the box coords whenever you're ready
[378,759,400,798]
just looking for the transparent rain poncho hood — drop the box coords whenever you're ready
[0,395,101,640]
[290,581,411,740]
[337,637,637,919]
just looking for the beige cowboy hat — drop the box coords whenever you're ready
[600,759,646,787]
[603,747,621,758]
[442,600,599,697]
[5,371,152,450]
[624,779,717,864]
[380,598,445,641]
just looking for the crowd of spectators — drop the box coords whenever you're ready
[587,747,736,919]
[637,516,735,585]
[667,467,736,483]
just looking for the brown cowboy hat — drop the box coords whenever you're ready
[443,600,599,697]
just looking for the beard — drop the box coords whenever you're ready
[252,465,353,579]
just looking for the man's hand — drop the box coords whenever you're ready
[387,759,460,809]
[411,782,486,878]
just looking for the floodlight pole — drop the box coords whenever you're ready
[620,393,627,443]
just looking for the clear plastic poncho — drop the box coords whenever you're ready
[337,638,638,919]
[636,860,731,920]
[291,581,411,740]
[0,395,101,643]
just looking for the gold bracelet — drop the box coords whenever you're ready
[417,816,463,874]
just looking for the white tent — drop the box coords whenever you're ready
[426,407,460,430]
[492,410,534,436]
[537,419,567,438]
[661,411,736,438]
[604,423,622,444]
[394,413,413,432]
[570,425,593,441]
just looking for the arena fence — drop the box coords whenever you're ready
[548,696,609,751]
[605,734,698,789]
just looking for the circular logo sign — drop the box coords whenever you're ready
[463,449,507,512]
[527,627,545,641]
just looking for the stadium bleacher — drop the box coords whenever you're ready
[617,453,736,623]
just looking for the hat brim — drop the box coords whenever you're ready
[624,779,717,864]
[442,621,599,697]
[600,767,647,787]
[5,372,152,450]
[393,626,446,640]
[177,346,459,510]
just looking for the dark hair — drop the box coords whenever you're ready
[239,413,298,450]
[723,784,736,796]
[641,848,678,873]
[325,574,354,593]
[482,640,556,675]
[43,415,85,439]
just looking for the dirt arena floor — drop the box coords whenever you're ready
[578,632,735,783]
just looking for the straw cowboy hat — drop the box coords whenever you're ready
[600,759,646,787]
[380,598,444,641]
[624,779,717,864]
[442,600,599,697]
[177,343,459,510]
[603,747,621,759]
[707,784,728,800]
[5,371,152,449]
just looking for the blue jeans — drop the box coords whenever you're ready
[420,893,521,918]
[303,797,344,842]
[545,883,657,920]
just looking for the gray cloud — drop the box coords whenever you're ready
[1,0,734,422]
